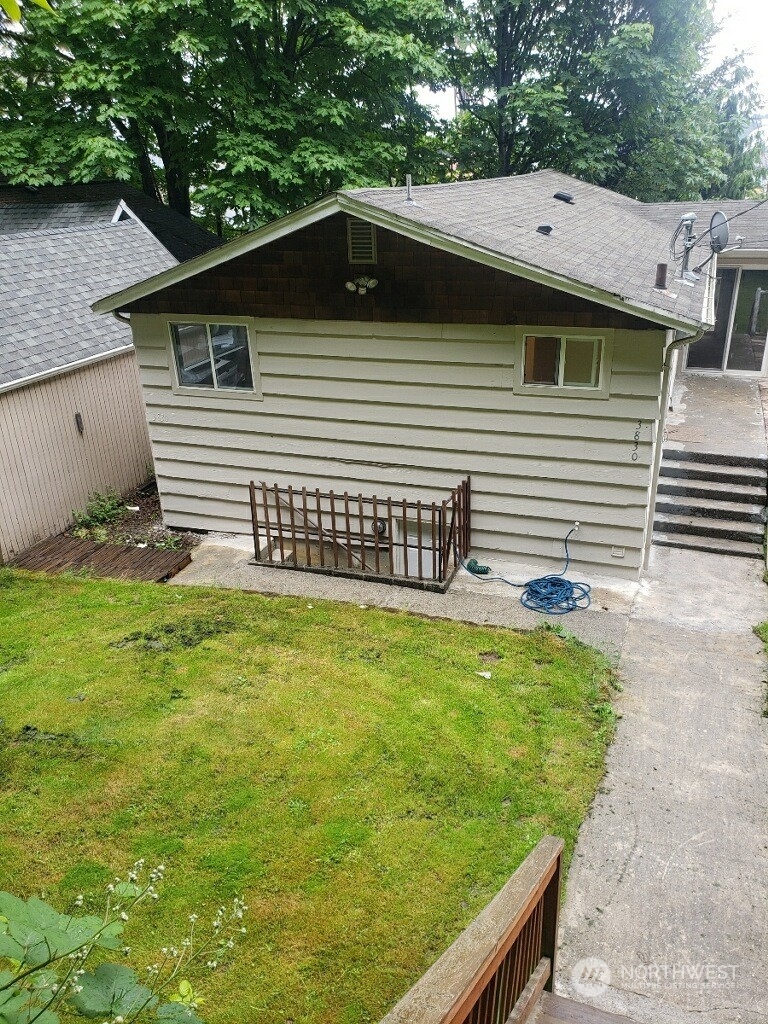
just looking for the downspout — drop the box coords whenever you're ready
[642,263,715,570]
[643,331,701,569]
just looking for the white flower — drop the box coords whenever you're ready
[188,913,198,923]
[120,912,129,921]
[74,894,84,907]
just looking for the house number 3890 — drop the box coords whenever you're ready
[631,420,642,461]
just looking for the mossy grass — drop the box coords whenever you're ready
[0,569,615,1023]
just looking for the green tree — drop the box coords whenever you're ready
[0,0,454,226]
[451,0,764,201]
[703,59,766,200]
[0,0,52,23]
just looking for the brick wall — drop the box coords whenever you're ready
[126,213,655,330]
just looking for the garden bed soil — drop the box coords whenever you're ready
[66,480,201,552]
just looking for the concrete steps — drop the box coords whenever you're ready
[653,450,767,560]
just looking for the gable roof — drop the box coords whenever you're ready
[91,170,713,334]
[0,182,222,263]
[0,220,176,390]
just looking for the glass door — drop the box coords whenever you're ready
[686,268,737,370]
[725,268,768,372]
[686,266,768,374]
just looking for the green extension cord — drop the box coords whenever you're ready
[465,558,491,575]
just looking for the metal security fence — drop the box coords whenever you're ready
[249,477,470,592]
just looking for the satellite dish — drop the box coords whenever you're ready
[710,211,730,253]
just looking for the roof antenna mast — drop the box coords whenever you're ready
[671,213,699,285]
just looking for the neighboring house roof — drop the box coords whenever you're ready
[0,182,222,263]
[0,220,176,390]
[92,170,714,334]
[635,198,768,254]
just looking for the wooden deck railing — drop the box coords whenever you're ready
[248,477,471,592]
[379,836,563,1024]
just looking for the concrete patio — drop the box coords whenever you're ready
[665,371,768,461]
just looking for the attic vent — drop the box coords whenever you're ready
[347,218,377,264]
[536,224,553,236]
[553,191,574,204]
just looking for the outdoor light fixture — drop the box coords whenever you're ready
[345,275,378,295]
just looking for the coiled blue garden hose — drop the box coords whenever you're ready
[457,527,591,614]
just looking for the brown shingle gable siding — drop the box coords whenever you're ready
[126,214,656,330]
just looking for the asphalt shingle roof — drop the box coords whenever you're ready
[0,220,176,388]
[344,170,712,328]
[0,182,221,263]
[634,198,768,254]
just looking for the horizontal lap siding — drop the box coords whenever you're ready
[0,352,152,560]
[133,317,664,576]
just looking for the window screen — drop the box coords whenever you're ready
[563,338,601,387]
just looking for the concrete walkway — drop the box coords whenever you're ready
[557,544,768,1024]
[172,534,633,660]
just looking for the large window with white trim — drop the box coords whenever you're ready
[169,322,257,392]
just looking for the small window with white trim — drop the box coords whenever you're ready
[517,331,610,396]
[169,322,258,393]
[347,218,377,263]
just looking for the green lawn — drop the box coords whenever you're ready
[0,568,614,1024]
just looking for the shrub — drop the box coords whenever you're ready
[0,861,246,1024]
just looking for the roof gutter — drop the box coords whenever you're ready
[0,344,134,396]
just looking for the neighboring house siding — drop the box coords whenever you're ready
[126,214,655,331]
[132,314,665,577]
[0,352,151,560]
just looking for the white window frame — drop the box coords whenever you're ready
[513,327,613,399]
[164,315,263,400]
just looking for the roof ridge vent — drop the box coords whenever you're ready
[553,191,574,204]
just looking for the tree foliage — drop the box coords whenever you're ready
[0,0,763,226]
[451,0,766,201]
[0,0,455,226]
